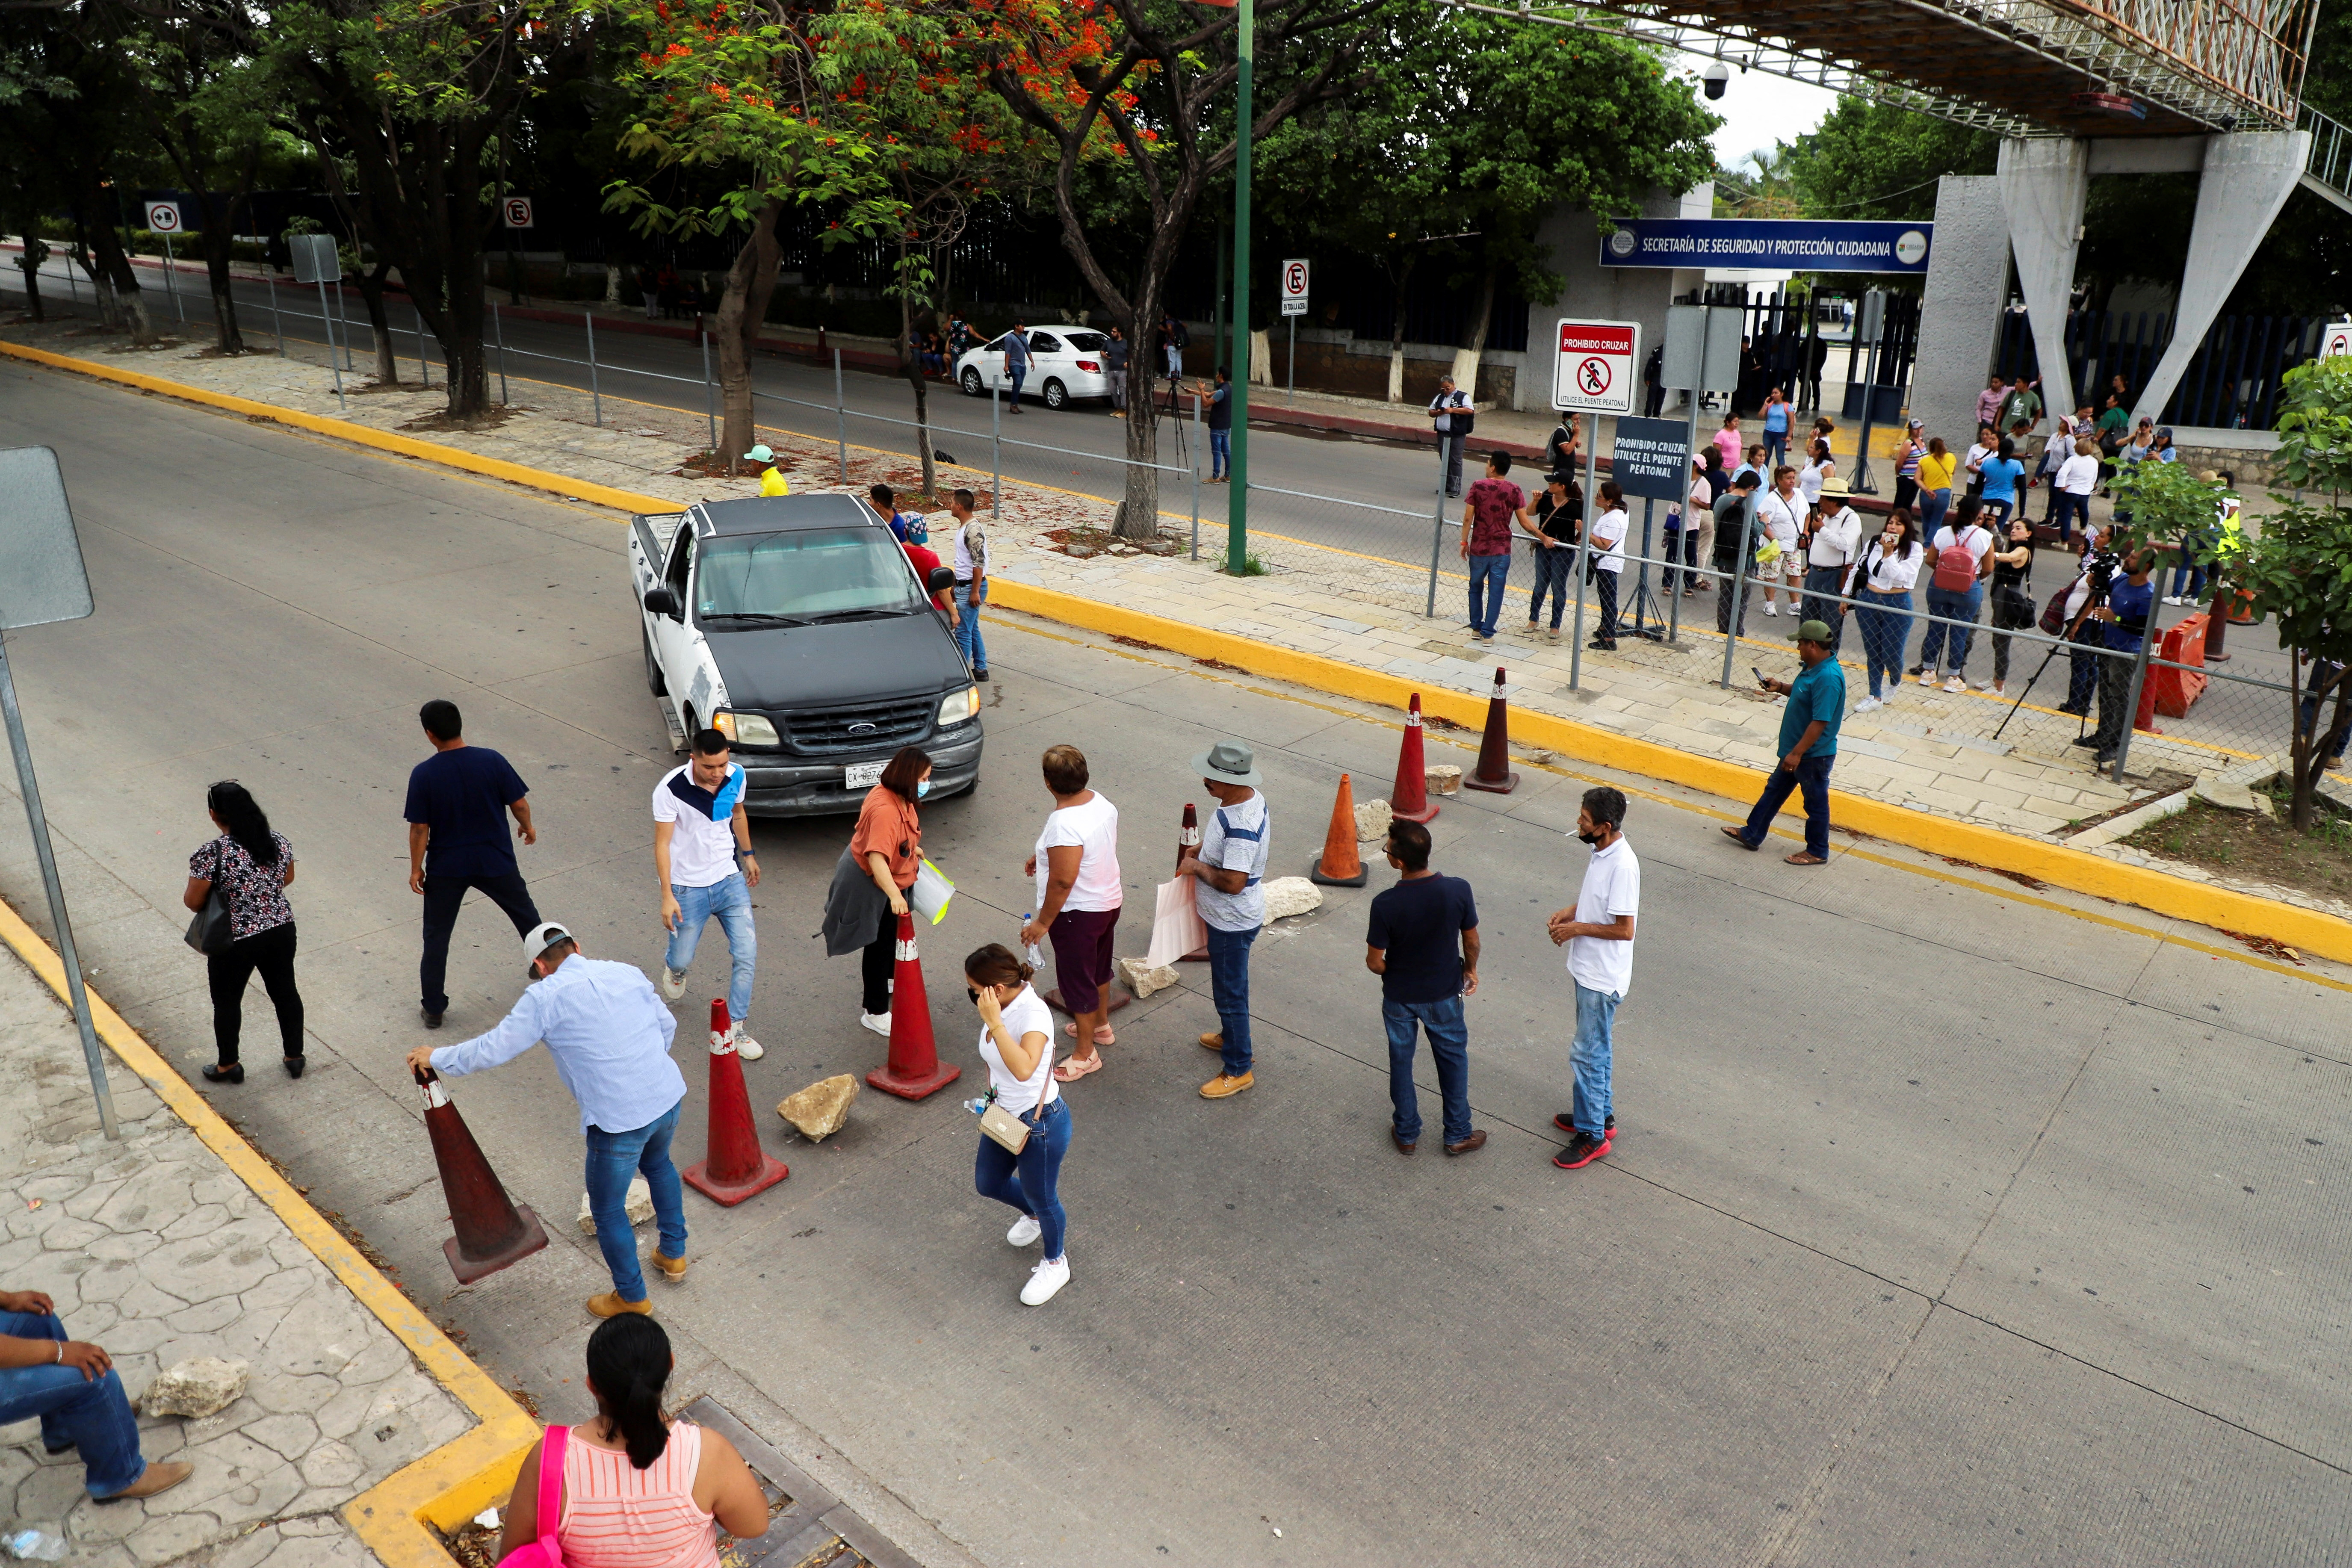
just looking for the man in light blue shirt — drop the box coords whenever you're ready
[406,921,688,1318]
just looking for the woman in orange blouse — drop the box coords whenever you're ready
[498,1317,766,1568]
[849,746,934,1035]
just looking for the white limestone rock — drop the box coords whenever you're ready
[1113,955,1180,999]
[576,1176,654,1235]
[776,1075,860,1142]
[141,1355,249,1418]
[1353,796,1393,844]
[1261,877,1324,921]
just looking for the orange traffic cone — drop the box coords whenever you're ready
[1389,693,1439,823]
[868,913,963,1099]
[1309,772,1368,886]
[683,1000,788,1205]
[1463,667,1519,794]
[416,1068,550,1284]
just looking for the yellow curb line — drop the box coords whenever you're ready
[11,337,2347,966]
[0,896,536,1568]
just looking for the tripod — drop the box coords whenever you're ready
[1993,591,2101,743]
[1622,498,1669,642]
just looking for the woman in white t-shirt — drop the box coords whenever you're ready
[1585,481,1628,650]
[1916,494,1994,690]
[1797,438,1835,508]
[1018,745,1123,1080]
[964,943,1071,1306]
[1853,509,1924,709]
[1755,469,1806,617]
[1681,459,1715,597]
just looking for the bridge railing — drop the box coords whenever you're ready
[2300,103,2352,209]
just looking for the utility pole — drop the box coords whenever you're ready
[1226,0,1254,575]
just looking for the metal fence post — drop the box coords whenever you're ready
[334,276,354,370]
[162,233,182,322]
[833,348,848,483]
[315,279,346,411]
[415,304,429,388]
[1424,461,1445,617]
[493,304,508,405]
[1718,502,1758,688]
[990,381,1002,521]
[2110,615,2160,781]
[1191,392,1203,562]
[267,274,283,356]
[1568,517,1593,689]
[700,330,718,453]
[585,310,602,425]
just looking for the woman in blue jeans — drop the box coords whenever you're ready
[966,944,1073,1307]
[1915,495,1991,689]
[1851,510,1923,709]
[0,1289,191,1501]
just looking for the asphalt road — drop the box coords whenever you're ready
[3,353,2349,1567]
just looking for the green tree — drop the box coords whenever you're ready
[1776,97,1994,221]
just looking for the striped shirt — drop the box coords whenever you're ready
[1194,792,1268,932]
[558,1423,721,1568]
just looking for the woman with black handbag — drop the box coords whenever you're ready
[1984,513,2038,697]
[964,943,1071,1306]
[181,782,303,1083]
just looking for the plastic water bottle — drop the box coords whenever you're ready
[962,1096,989,1115]
[7,1530,69,1562]
[1018,915,1045,972]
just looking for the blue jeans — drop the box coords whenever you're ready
[1569,983,1619,1140]
[0,1311,148,1496]
[2050,490,2090,545]
[1801,565,1849,651]
[663,873,756,1025]
[1007,366,1026,404]
[1209,428,1230,480]
[2170,537,2208,601]
[1206,923,1258,1075]
[1527,545,1574,628]
[975,1098,1071,1259]
[2300,691,2350,760]
[1740,753,1834,859]
[1857,593,1912,697]
[1383,995,1471,1146]
[1918,584,1982,675]
[1466,552,1510,637]
[585,1098,688,1303]
[1763,430,1787,470]
[954,578,988,670]
[1918,488,1950,536]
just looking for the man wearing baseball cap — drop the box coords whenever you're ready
[1722,619,1845,865]
[405,922,691,1318]
[744,444,788,496]
[1180,740,1270,1099]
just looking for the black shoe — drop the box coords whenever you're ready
[1588,638,1618,651]
[283,1056,305,1079]
[2071,735,2102,747]
[201,1063,244,1084]
[2057,704,2088,717]
[1551,1112,1616,1137]
[1552,1130,1612,1170]
[2092,750,2118,765]
[422,1008,444,1029]
[972,668,989,681]
[1907,664,1926,677]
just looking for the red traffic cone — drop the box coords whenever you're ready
[1176,802,1209,962]
[416,1068,549,1284]
[1309,772,1368,886]
[868,914,963,1100]
[682,999,788,1205]
[1389,693,1439,823]
[1463,667,1520,794]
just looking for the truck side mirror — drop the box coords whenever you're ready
[643,584,681,619]
[926,566,956,594]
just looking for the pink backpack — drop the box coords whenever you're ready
[496,1426,570,1568]
[1932,527,1983,591]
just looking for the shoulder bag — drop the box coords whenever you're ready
[978,1075,1056,1155]
[184,841,235,956]
[494,1426,570,1568]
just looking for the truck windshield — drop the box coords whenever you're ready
[695,528,925,623]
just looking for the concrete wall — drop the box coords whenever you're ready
[1912,174,2009,446]
[1515,185,1710,413]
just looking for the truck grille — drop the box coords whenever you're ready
[783,697,934,754]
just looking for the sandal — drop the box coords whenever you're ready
[1062,1022,1116,1047]
[1052,1052,1105,1083]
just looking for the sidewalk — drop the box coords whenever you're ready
[0,938,473,1568]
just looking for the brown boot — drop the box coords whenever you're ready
[650,1251,688,1285]
[587,1291,654,1318]
[1198,1031,1224,1052]
[103,1461,193,1503]
[1200,1071,1255,1099]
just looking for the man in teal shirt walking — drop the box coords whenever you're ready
[1722,618,1845,865]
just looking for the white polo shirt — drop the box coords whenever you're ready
[1566,836,1640,998]
[653,762,745,889]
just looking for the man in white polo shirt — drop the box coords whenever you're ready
[1546,786,1639,1169]
[652,727,763,1060]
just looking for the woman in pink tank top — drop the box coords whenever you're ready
[498,1319,767,1568]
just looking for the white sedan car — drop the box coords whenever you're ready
[954,328,1114,410]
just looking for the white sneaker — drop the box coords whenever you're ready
[1764,604,1779,617]
[859,1010,892,1037]
[1006,1214,1042,1247]
[1971,679,1994,692]
[1918,671,1940,686]
[1019,1255,1071,1305]
[659,966,687,1001]
[728,1027,764,1062]
[2162,594,2184,606]
[1854,695,1883,713]
[1943,677,1967,693]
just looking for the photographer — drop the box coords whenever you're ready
[2055,529,2120,719]
[2078,544,2155,767]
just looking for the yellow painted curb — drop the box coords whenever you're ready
[0,896,536,1568]
[13,338,2348,966]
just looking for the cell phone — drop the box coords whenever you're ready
[1752,666,1769,688]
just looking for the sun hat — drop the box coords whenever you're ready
[1192,740,1262,787]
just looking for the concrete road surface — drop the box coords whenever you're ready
[0,359,2346,1566]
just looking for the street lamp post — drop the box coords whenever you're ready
[1226,0,1253,575]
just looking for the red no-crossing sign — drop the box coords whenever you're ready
[1551,318,1638,415]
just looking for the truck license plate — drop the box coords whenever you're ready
[844,761,886,790]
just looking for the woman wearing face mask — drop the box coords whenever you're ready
[834,747,934,1037]
[1852,509,1923,713]
[964,943,1071,1306]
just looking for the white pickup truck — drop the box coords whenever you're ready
[628,493,983,815]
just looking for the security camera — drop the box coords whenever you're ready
[1703,62,1730,100]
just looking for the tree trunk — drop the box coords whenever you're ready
[356,263,399,385]
[14,241,45,322]
[896,235,937,502]
[2291,662,2352,832]
[1116,288,1165,539]
[715,197,785,473]
[439,129,490,419]
[78,202,152,343]
[1449,259,1499,402]
[193,192,245,354]
[1384,251,1418,403]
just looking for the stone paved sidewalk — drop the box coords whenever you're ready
[0,941,472,1568]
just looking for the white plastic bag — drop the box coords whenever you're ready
[909,858,954,925]
[1143,877,1207,969]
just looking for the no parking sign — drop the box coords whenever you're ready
[145,201,181,234]
[1551,318,1638,415]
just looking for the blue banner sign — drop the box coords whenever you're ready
[1599,219,1932,275]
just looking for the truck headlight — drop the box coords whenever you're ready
[937,685,981,726]
[713,711,779,746]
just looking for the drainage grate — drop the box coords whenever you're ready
[687,1397,918,1568]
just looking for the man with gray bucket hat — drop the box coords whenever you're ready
[1179,740,1271,1099]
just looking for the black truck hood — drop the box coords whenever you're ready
[701,613,968,712]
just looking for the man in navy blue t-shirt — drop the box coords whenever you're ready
[1364,819,1484,1156]
[405,700,541,1028]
